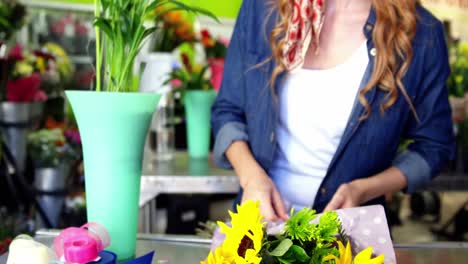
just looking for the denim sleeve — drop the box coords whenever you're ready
[392,150,432,193]
[393,21,455,193]
[210,1,250,169]
[213,122,249,169]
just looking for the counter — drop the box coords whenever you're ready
[1,230,468,263]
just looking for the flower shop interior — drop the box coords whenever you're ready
[0,0,468,263]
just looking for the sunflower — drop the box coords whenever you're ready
[323,241,384,264]
[201,245,235,264]
[217,200,265,264]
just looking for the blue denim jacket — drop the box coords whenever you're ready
[211,0,455,212]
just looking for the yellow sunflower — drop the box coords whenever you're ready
[201,245,235,264]
[323,241,384,264]
[217,200,265,264]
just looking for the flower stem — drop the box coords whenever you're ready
[94,0,101,92]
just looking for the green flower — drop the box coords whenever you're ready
[285,207,317,243]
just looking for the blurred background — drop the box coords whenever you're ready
[0,0,467,255]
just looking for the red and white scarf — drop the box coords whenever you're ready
[282,0,326,71]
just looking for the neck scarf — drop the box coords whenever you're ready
[282,0,326,71]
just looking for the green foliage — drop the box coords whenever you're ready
[262,210,341,264]
[27,129,78,168]
[448,42,468,97]
[0,0,27,43]
[93,0,217,92]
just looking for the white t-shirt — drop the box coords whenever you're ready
[269,42,369,209]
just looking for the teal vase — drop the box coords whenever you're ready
[184,90,217,158]
[66,91,160,261]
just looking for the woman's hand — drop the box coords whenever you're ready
[226,141,288,222]
[241,170,288,222]
[324,167,408,212]
[323,181,365,212]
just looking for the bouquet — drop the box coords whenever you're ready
[200,29,228,91]
[36,42,74,97]
[203,201,395,264]
[200,29,228,60]
[27,118,81,168]
[153,8,196,52]
[0,42,72,102]
[0,0,27,98]
[167,52,212,91]
[4,44,46,102]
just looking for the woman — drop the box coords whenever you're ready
[211,0,455,221]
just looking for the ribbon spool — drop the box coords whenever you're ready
[7,235,57,264]
[54,222,111,263]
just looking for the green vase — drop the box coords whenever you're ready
[184,90,217,159]
[66,91,160,261]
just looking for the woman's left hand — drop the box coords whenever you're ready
[323,167,408,212]
[323,180,366,212]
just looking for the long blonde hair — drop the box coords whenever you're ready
[268,0,419,120]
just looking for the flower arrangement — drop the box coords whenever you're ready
[0,43,71,102]
[200,29,228,91]
[202,201,386,264]
[2,44,47,102]
[93,0,217,92]
[27,117,81,168]
[0,0,27,99]
[152,9,196,52]
[37,42,74,97]
[168,53,212,91]
[200,29,228,60]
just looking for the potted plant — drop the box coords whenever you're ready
[200,28,228,91]
[168,52,216,158]
[65,0,216,260]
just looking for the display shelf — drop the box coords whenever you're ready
[20,0,94,13]
[69,55,93,64]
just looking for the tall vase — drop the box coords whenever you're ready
[66,91,160,261]
[0,102,43,173]
[184,90,217,159]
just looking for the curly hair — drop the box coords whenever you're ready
[268,0,419,120]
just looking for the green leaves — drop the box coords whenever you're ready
[94,0,217,92]
[93,18,113,40]
[269,239,293,257]
[264,239,311,264]
[262,209,343,264]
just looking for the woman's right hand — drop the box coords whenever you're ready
[241,169,288,222]
[226,141,288,222]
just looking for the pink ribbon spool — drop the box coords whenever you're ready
[54,222,111,263]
